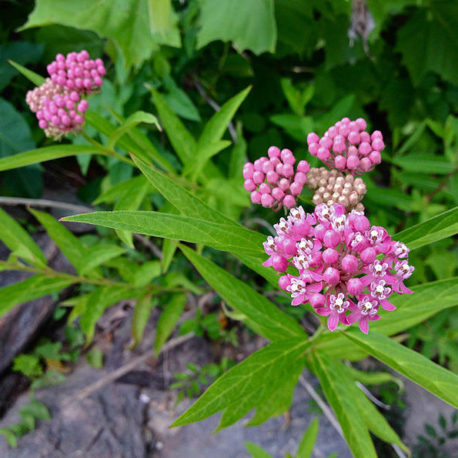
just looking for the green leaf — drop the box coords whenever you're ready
[13,354,43,378]
[347,367,403,389]
[0,428,18,448]
[396,2,458,85]
[8,59,45,86]
[297,418,319,458]
[197,0,276,54]
[22,398,51,421]
[172,338,309,429]
[343,329,458,408]
[185,140,231,181]
[132,156,234,225]
[154,293,187,355]
[0,275,75,317]
[106,111,160,150]
[132,261,162,287]
[245,442,273,458]
[0,145,100,172]
[312,353,377,458]
[80,286,134,343]
[151,89,196,165]
[30,209,88,274]
[198,86,251,147]
[22,0,180,68]
[79,244,126,275]
[62,211,265,256]
[392,154,456,174]
[86,347,104,368]
[180,245,305,341]
[0,208,46,267]
[162,239,178,273]
[131,294,156,349]
[394,207,458,250]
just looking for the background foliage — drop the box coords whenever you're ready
[0,0,457,455]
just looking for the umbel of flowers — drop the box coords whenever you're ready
[26,50,105,139]
[243,147,310,210]
[263,204,414,333]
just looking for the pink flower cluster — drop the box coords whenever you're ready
[243,147,310,210]
[263,204,414,334]
[26,50,104,138]
[47,50,105,94]
[36,92,88,136]
[307,117,385,175]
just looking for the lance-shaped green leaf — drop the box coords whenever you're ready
[81,285,135,343]
[8,60,45,86]
[0,208,46,267]
[245,442,273,458]
[30,209,87,273]
[132,155,234,225]
[0,275,76,317]
[180,245,305,341]
[198,86,251,146]
[0,145,100,172]
[312,353,377,458]
[185,140,231,181]
[343,329,458,408]
[154,293,187,355]
[394,207,458,250]
[172,338,309,429]
[79,244,126,275]
[314,278,458,360]
[62,211,264,255]
[152,89,196,165]
[106,111,160,150]
[297,418,319,458]
[130,294,156,349]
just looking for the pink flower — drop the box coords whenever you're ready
[243,146,310,210]
[307,117,385,175]
[264,204,414,333]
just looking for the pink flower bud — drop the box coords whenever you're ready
[322,248,339,264]
[261,193,274,207]
[253,171,265,184]
[294,171,307,185]
[317,147,330,161]
[297,160,310,173]
[309,143,318,155]
[347,278,364,296]
[283,195,296,208]
[282,163,294,177]
[266,170,279,184]
[369,151,382,164]
[334,155,346,169]
[250,191,261,204]
[353,215,370,232]
[272,187,284,200]
[323,267,340,285]
[360,157,372,172]
[361,247,376,264]
[347,155,360,170]
[341,254,358,273]
[272,255,288,272]
[372,139,384,151]
[323,230,340,248]
[310,293,325,308]
[307,132,319,145]
[259,183,271,194]
[359,142,371,156]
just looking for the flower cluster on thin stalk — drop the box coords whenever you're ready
[243,146,310,210]
[263,204,414,334]
[26,50,105,139]
[307,117,384,175]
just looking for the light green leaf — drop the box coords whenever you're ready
[343,329,458,408]
[352,377,408,452]
[81,286,134,343]
[132,156,234,225]
[186,140,231,181]
[347,367,403,389]
[93,176,149,205]
[198,86,251,147]
[106,111,160,150]
[180,245,305,341]
[245,442,273,458]
[312,353,377,458]
[131,294,156,349]
[22,0,180,68]
[154,293,187,355]
[392,154,455,174]
[0,276,76,317]
[0,145,100,172]
[79,244,126,275]
[132,261,162,287]
[197,0,276,54]
[172,338,309,428]
[151,89,196,165]
[86,347,104,368]
[246,373,299,427]
[394,207,458,250]
[297,418,319,458]
[0,208,46,267]
[162,239,178,273]
[8,59,45,86]
[62,211,265,256]
[30,209,87,273]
